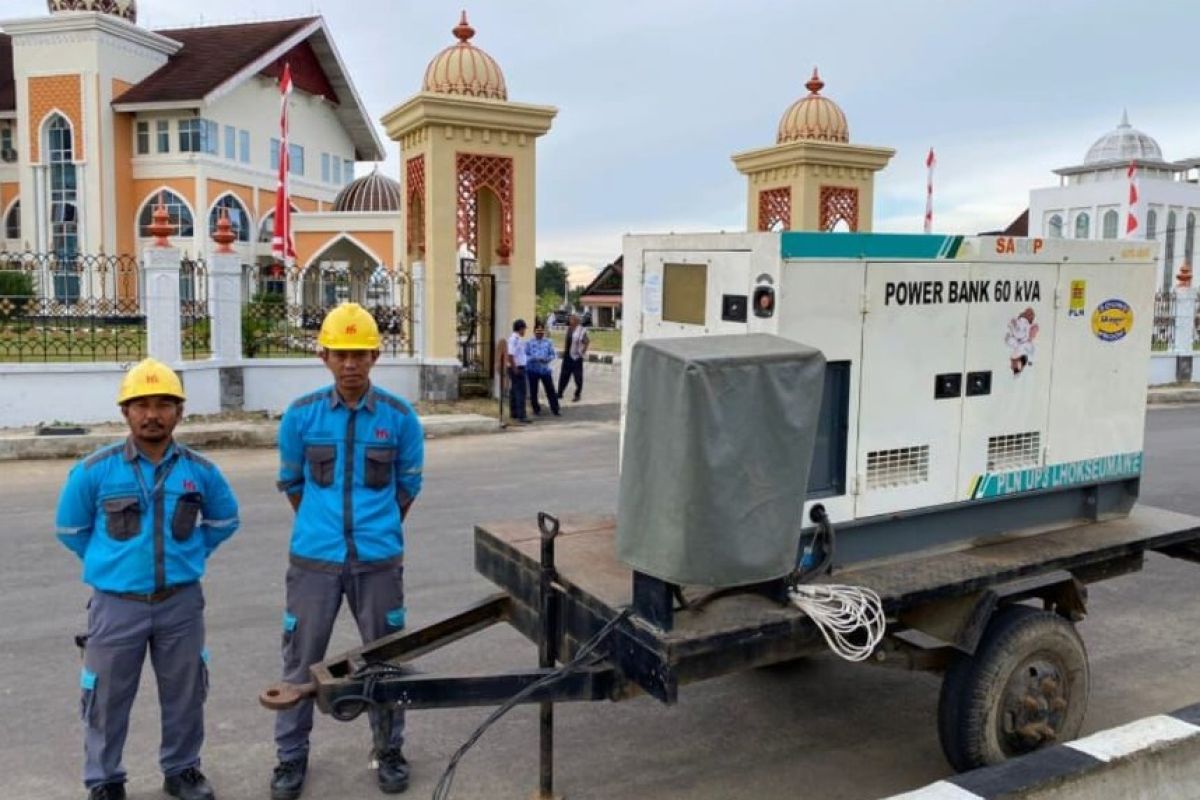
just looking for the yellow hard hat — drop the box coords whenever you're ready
[318,302,380,350]
[117,358,186,405]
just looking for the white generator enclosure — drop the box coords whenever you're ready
[621,232,1158,565]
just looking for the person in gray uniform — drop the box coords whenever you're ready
[55,358,240,800]
[270,303,424,799]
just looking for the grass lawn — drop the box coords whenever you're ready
[553,327,621,353]
[0,324,147,363]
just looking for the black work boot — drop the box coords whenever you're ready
[270,756,308,800]
[87,783,126,800]
[163,767,216,800]
[376,748,410,794]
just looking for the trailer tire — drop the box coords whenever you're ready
[937,604,1089,772]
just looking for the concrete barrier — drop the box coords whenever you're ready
[886,703,1200,800]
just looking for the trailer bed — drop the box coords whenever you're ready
[474,506,1200,700]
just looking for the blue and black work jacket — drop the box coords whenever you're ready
[55,438,241,594]
[276,384,424,571]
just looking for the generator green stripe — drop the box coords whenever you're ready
[971,452,1143,500]
[780,232,965,260]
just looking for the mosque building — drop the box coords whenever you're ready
[0,0,385,302]
[1028,112,1200,290]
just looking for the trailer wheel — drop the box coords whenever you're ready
[937,604,1089,772]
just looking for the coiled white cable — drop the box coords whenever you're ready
[787,584,886,662]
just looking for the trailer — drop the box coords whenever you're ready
[261,232,1200,797]
[262,506,1200,796]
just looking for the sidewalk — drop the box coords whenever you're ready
[0,413,499,462]
[1147,383,1200,406]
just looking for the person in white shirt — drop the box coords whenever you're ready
[557,314,589,402]
[505,319,531,424]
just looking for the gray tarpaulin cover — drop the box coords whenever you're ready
[617,334,826,587]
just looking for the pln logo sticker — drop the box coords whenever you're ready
[1068,280,1087,317]
[1091,299,1133,342]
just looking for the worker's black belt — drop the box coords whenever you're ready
[104,582,196,604]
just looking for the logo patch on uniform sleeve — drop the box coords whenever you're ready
[183,479,197,492]
[375,428,389,441]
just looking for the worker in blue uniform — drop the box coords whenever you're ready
[270,302,424,799]
[55,358,240,800]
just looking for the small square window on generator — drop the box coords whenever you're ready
[662,263,707,325]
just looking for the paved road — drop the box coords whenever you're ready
[3,398,1200,800]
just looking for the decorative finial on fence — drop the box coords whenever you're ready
[146,190,174,247]
[1177,261,1193,289]
[495,241,511,265]
[212,208,237,253]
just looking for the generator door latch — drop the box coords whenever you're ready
[721,294,748,323]
[966,371,992,397]
[934,373,962,399]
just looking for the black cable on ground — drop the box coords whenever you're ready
[432,607,633,800]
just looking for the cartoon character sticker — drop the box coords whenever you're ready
[1005,307,1039,375]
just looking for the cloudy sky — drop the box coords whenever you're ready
[10,1,1200,281]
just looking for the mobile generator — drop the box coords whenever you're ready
[619,232,1157,566]
[263,232,1200,798]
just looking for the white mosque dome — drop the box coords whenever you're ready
[1084,111,1163,165]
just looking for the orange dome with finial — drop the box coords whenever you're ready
[776,68,850,144]
[422,11,508,101]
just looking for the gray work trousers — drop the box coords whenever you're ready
[80,583,207,788]
[274,562,406,762]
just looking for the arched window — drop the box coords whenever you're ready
[1165,211,1177,289]
[1048,214,1063,238]
[1186,212,1195,265]
[1147,209,1158,240]
[209,194,251,242]
[3,201,18,240]
[1074,212,1090,239]
[258,205,299,243]
[137,190,194,238]
[1102,209,1119,240]
[45,114,79,264]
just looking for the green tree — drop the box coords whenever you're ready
[535,289,561,324]
[536,260,568,300]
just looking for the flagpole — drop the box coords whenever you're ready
[924,147,936,234]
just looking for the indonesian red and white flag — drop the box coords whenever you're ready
[1124,161,1140,239]
[923,147,936,234]
[271,63,297,267]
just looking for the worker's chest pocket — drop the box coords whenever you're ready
[171,492,203,542]
[305,445,336,488]
[102,496,141,541]
[364,447,395,490]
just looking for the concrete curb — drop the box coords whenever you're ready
[885,702,1200,799]
[0,414,499,461]
[1147,387,1200,406]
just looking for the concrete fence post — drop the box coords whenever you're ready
[491,262,512,399]
[411,260,425,359]
[143,245,182,364]
[1173,286,1196,382]
[207,251,242,362]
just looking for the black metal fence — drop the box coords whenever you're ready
[0,251,145,362]
[457,267,495,395]
[1153,291,1176,351]
[241,263,412,358]
[180,258,210,360]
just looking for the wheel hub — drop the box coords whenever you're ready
[999,657,1069,754]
